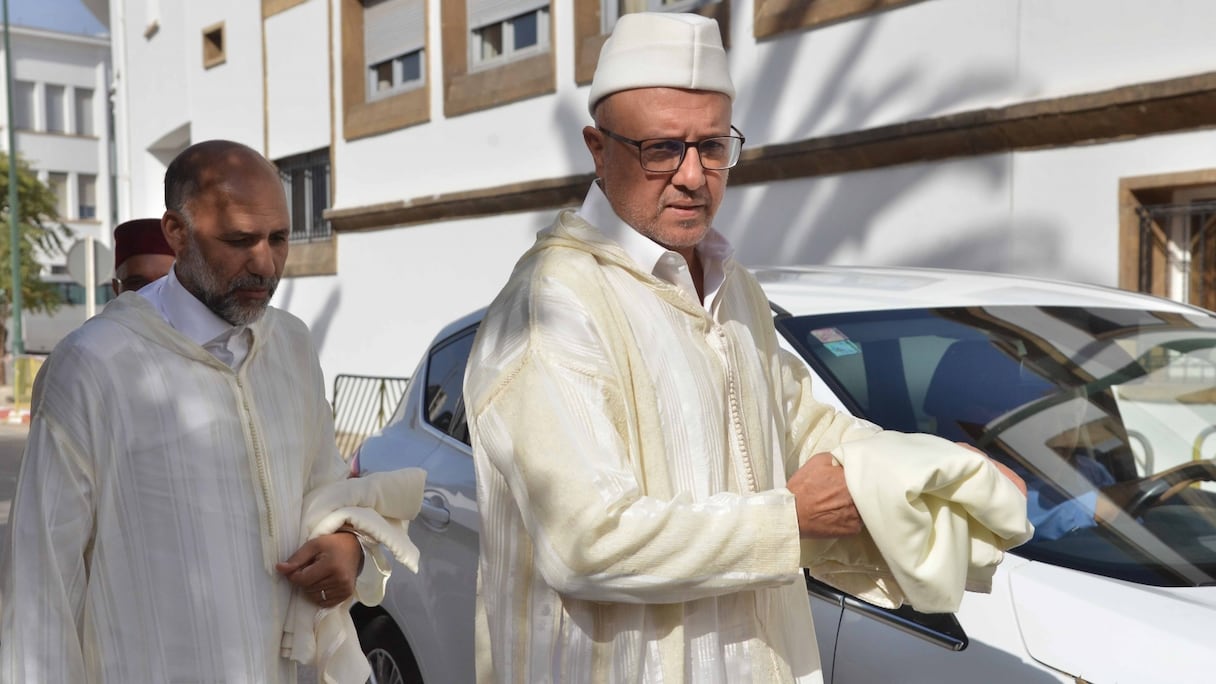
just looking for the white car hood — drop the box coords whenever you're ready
[1010,560,1216,682]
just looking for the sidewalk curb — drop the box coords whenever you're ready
[0,384,29,425]
[0,407,29,425]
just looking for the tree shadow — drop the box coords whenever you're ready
[719,157,1010,266]
[275,277,342,352]
[552,92,598,182]
[725,9,1047,272]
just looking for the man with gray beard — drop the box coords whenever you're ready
[1,140,386,683]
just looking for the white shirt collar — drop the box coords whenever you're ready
[139,266,250,367]
[576,182,734,310]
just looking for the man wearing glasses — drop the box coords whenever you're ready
[464,12,1029,684]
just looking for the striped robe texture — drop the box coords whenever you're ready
[465,212,883,684]
[1,294,358,683]
[466,212,1031,683]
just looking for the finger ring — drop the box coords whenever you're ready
[321,589,327,601]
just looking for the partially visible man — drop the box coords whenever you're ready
[465,12,1031,684]
[0,140,387,683]
[111,217,176,294]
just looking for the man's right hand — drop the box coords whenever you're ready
[787,452,862,538]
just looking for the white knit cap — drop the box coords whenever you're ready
[588,12,734,116]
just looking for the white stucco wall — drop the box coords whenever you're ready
[184,3,264,145]
[112,0,192,218]
[105,0,1216,391]
[733,0,1216,147]
[271,211,544,390]
[265,0,330,160]
[720,126,1216,290]
[112,0,266,219]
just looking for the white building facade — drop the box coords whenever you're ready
[87,0,1216,390]
[0,25,113,352]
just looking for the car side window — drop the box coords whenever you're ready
[424,327,477,442]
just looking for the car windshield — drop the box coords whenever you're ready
[777,305,1216,587]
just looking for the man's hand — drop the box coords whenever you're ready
[275,531,362,608]
[787,452,862,538]
[954,442,1027,497]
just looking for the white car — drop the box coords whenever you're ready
[351,266,1216,684]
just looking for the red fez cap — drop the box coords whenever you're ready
[114,218,175,270]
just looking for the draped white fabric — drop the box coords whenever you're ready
[0,295,371,683]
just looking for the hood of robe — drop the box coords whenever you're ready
[96,291,281,368]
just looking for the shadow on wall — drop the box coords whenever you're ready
[553,90,597,181]
[275,278,343,354]
[721,157,1007,267]
[722,9,1062,274]
[474,83,598,188]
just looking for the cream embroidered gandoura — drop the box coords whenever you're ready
[467,206,877,684]
[0,294,382,683]
[466,204,1030,683]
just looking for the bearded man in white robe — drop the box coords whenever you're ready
[1,140,387,683]
[465,12,1032,684]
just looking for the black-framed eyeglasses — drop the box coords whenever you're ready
[598,125,746,173]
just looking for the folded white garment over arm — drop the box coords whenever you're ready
[281,468,427,684]
[803,432,1034,613]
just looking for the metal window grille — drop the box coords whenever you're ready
[1135,200,1216,310]
[332,374,410,460]
[277,148,332,243]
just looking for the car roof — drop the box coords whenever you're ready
[753,265,1203,316]
[431,307,488,341]
[428,266,1206,345]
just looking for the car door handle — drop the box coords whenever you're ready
[420,492,452,529]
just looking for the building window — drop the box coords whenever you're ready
[59,281,117,306]
[438,0,555,117]
[46,172,69,218]
[574,0,728,86]
[753,0,923,39]
[1119,170,1216,309]
[471,6,549,68]
[602,0,718,31]
[368,49,425,97]
[342,0,430,140]
[202,22,226,68]
[276,149,331,243]
[78,174,97,220]
[1132,188,1216,308]
[45,85,66,133]
[262,0,310,17]
[74,88,95,136]
[13,80,35,130]
[365,0,426,100]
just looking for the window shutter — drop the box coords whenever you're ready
[466,0,548,31]
[364,0,425,66]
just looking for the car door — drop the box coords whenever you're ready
[407,326,481,683]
